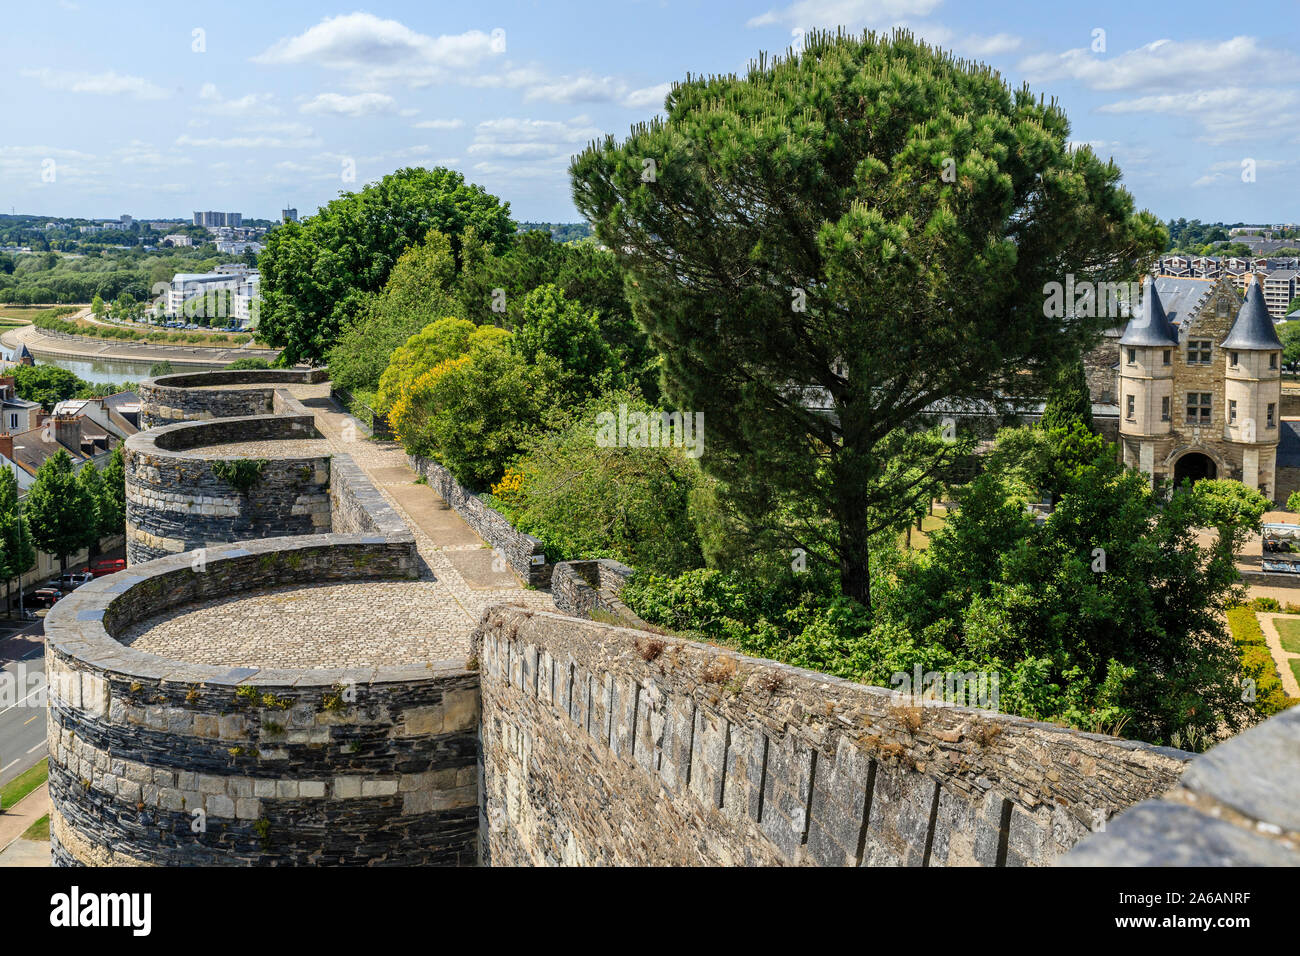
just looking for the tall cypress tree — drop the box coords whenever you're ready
[1040,358,1094,432]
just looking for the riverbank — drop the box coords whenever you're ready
[0,323,281,370]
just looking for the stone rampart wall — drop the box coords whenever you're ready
[44,535,477,867]
[474,606,1192,866]
[407,455,549,587]
[138,369,328,429]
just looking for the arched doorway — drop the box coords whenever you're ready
[1173,452,1217,487]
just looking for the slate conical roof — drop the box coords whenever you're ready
[1119,277,1179,347]
[1222,280,1283,350]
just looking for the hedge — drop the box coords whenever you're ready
[1225,605,1299,716]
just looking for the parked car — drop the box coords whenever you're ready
[88,558,126,577]
[29,587,62,608]
[49,571,93,590]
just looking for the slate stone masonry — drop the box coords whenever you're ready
[473,605,1193,866]
[138,368,328,429]
[407,455,550,587]
[44,534,480,867]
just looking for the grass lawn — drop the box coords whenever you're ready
[20,814,49,841]
[1275,617,1300,654]
[1292,659,1300,686]
[898,509,949,551]
[0,758,48,810]
[0,305,78,323]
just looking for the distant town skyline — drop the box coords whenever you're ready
[2,0,1297,223]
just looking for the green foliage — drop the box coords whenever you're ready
[395,337,545,488]
[455,230,659,399]
[326,229,462,394]
[1186,479,1269,557]
[225,357,271,371]
[25,450,96,566]
[1279,321,1300,366]
[489,392,705,574]
[149,361,175,377]
[12,364,83,409]
[571,28,1165,605]
[375,318,506,413]
[259,167,514,365]
[96,445,127,538]
[0,467,35,600]
[211,458,268,494]
[512,284,620,404]
[1039,358,1093,432]
[1225,606,1298,717]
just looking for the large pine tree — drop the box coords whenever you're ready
[571,29,1164,607]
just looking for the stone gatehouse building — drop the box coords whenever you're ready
[1117,275,1284,500]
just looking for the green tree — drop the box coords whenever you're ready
[375,318,507,412]
[95,446,127,538]
[571,28,1165,606]
[0,468,34,616]
[149,361,175,377]
[326,230,461,395]
[881,429,1257,744]
[1287,295,1300,317]
[513,284,619,403]
[391,333,545,488]
[259,167,514,365]
[490,391,705,574]
[225,357,271,371]
[1039,358,1094,432]
[91,294,104,319]
[25,451,94,573]
[1279,321,1300,366]
[12,364,85,409]
[75,459,104,551]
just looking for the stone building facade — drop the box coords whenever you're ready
[1117,276,1283,501]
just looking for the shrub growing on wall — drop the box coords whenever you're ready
[487,392,705,575]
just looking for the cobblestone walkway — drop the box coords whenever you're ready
[122,383,551,668]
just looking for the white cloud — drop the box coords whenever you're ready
[254,13,503,88]
[470,117,602,156]
[1019,36,1278,92]
[199,83,279,117]
[746,0,941,28]
[622,83,672,110]
[413,119,465,130]
[300,92,397,117]
[176,121,321,150]
[22,68,168,100]
[1098,88,1300,145]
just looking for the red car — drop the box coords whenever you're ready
[87,559,126,578]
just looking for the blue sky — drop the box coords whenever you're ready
[2,0,1297,224]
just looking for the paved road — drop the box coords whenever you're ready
[0,323,278,369]
[0,623,46,792]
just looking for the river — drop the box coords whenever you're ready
[0,349,222,385]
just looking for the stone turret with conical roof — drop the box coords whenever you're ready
[1222,276,1282,490]
[1118,278,1177,445]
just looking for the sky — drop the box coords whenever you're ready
[1,0,1297,224]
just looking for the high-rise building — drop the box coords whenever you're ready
[193,211,243,228]
[281,208,298,223]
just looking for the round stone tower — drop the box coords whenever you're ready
[1221,277,1283,498]
[1118,276,1179,475]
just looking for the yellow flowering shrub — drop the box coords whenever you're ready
[389,355,471,455]
[491,468,526,502]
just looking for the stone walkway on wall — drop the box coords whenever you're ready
[292,386,553,651]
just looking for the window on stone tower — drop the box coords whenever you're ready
[1228,400,1237,424]
[1188,340,1212,364]
[1271,353,1278,369]
[1125,395,1135,420]
[1127,347,1136,365]
[1161,396,1170,421]
[1268,404,1277,428]
[1231,351,1239,367]
[1163,350,1171,365]
[1186,392,1212,424]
